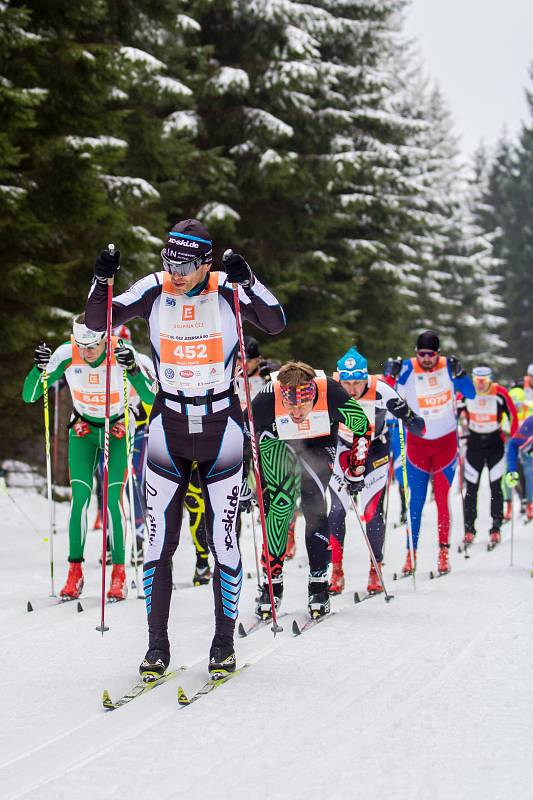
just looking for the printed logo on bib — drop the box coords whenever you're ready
[182,306,195,321]
[298,419,311,431]
[89,373,99,385]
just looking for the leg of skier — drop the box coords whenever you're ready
[360,439,389,592]
[327,439,350,594]
[431,435,458,574]
[105,426,128,600]
[256,435,298,618]
[405,441,431,574]
[463,444,484,543]
[299,446,335,617]
[487,438,505,544]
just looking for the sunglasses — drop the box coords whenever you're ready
[417,350,437,358]
[76,340,103,350]
[161,248,212,276]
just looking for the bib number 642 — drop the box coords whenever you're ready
[174,343,208,360]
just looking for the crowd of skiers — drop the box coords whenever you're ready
[22,219,533,682]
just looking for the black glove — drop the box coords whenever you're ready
[94,248,121,283]
[387,396,410,420]
[258,360,271,379]
[34,342,52,372]
[448,355,466,379]
[115,343,136,372]
[223,252,254,287]
[239,477,254,513]
[344,474,364,496]
[389,357,403,378]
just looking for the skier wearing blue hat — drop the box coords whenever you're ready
[329,347,425,594]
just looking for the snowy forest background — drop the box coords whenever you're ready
[1,0,533,461]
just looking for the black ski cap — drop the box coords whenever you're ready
[164,219,212,263]
[416,330,440,351]
[243,336,260,359]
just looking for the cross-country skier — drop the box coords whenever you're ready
[394,331,475,575]
[328,348,424,594]
[250,360,371,619]
[85,219,284,680]
[22,315,153,600]
[460,365,518,547]
[506,413,533,521]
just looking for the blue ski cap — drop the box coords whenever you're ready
[337,347,368,381]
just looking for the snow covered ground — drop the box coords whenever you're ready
[1,475,532,800]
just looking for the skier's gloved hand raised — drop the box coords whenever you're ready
[448,355,466,379]
[505,471,519,489]
[34,342,52,372]
[223,251,254,288]
[94,248,121,283]
[387,397,426,436]
[115,343,137,372]
[239,476,254,513]
[389,356,403,379]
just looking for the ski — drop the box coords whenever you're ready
[177,665,248,707]
[392,571,415,581]
[292,611,336,636]
[353,590,384,603]
[429,570,451,580]
[102,667,185,711]
[237,612,287,638]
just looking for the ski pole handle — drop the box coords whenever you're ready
[107,243,115,287]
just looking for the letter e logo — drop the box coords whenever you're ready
[182,306,195,321]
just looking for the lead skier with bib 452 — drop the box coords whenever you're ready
[85,220,285,681]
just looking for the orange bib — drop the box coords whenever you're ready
[70,336,122,419]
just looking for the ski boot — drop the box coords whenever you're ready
[527,502,533,522]
[193,559,212,586]
[329,562,345,595]
[285,517,297,560]
[488,528,501,550]
[255,574,283,620]
[367,561,384,594]
[308,572,330,619]
[208,635,236,679]
[504,501,512,521]
[139,648,170,682]
[401,549,416,576]
[437,544,451,575]
[107,564,128,601]
[463,531,475,546]
[60,562,84,600]
[92,509,102,530]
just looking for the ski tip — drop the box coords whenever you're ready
[292,619,301,636]
[26,601,33,613]
[131,579,136,590]
[354,592,361,604]
[457,545,462,553]
[237,622,247,638]
[77,601,83,613]
[177,686,190,706]
[429,571,435,580]
[102,689,115,710]
[246,571,253,579]
[392,572,398,581]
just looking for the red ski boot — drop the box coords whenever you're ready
[60,563,84,600]
[92,509,102,530]
[463,531,475,546]
[367,561,383,594]
[329,562,345,594]
[503,501,512,521]
[401,550,416,576]
[488,529,501,550]
[437,544,451,575]
[107,565,128,602]
[285,517,297,560]
[527,502,533,521]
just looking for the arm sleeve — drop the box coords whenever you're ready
[451,371,475,400]
[85,274,161,331]
[381,380,426,436]
[498,385,519,436]
[221,272,285,335]
[126,361,156,406]
[22,343,71,404]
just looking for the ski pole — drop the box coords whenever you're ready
[348,494,394,602]
[52,382,60,536]
[381,458,393,564]
[456,439,468,558]
[250,506,262,592]
[122,361,140,596]
[42,366,55,596]
[398,420,416,589]
[96,242,116,634]
[510,489,514,567]
[225,250,282,634]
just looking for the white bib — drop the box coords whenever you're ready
[69,336,123,419]
[159,272,225,392]
[467,388,498,434]
[413,357,453,421]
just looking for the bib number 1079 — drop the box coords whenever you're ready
[173,343,208,360]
